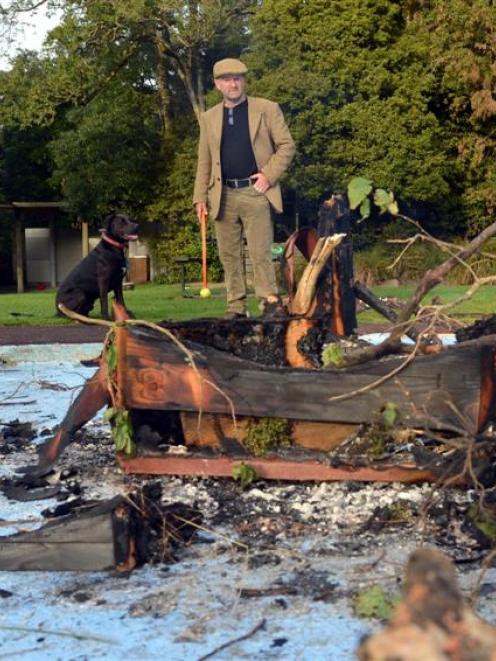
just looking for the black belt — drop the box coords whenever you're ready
[224,177,254,189]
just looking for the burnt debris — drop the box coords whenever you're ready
[0,482,201,571]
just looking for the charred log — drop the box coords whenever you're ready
[353,281,399,324]
[296,319,340,368]
[0,483,201,571]
[317,196,357,335]
[456,315,496,342]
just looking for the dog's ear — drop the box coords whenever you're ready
[102,213,115,232]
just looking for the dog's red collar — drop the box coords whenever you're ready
[101,232,126,249]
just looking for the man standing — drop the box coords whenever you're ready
[193,58,295,318]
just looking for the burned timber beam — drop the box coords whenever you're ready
[116,326,494,435]
[116,454,436,483]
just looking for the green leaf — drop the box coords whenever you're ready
[109,407,135,455]
[359,198,371,219]
[232,462,257,489]
[353,585,399,620]
[104,407,116,421]
[125,436,136,457]
[373,188,390,213]
[387,200,399,215]
[382,402,398,428]
[321,343,344,367]
[467,505,496,543]
[347,177,373,210]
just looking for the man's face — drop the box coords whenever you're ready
[214,74,246,105]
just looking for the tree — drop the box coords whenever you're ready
[0,122,55,201]
[247,0,496,235]
[49,83,162,220]
[0,0,254,128]
[0,0,253,245]
[416,0,496,234]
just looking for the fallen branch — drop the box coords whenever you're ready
[341,218,496,368]
[197,618,266,661]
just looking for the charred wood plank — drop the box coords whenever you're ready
[117,326,491,434]
[34,365,110,475]
[116,453,436,483]
[0,489,201,572]
[0,497,133,571]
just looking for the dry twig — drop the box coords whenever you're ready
[197,618,266,661]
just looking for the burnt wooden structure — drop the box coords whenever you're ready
[117,326,491,433]
[33,197,496,483]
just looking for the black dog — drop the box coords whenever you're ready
[56,213,139,320]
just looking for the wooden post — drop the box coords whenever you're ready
[49,215,57,288]
[317,196,357,335]
[14,210,25,293]
[81,218,89,257]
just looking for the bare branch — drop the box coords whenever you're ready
[1,0,50,14]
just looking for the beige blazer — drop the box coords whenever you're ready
[193,96,295,219]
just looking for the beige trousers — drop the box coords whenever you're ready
[214,185,277,314]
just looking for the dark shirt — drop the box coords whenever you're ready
[220,99,258,180]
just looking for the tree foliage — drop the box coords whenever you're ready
[0,0,254,127]
[247,0,496,234]
[0,0,253,221]
[49,83,161,220]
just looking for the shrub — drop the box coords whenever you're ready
[149,221,223,285]
[352,237,496,286]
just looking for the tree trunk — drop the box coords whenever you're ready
[154,30,172,137]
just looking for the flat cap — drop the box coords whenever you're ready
[213,58,248,78]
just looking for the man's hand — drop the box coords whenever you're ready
[196,201,208,222]
[251,172,271,194]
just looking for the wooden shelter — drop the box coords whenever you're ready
[0,201,86,292]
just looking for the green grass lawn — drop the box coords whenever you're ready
[0,282,494,326]
[358,284,496,324]
[0,282,260,326]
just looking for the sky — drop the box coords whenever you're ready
[0,4,61,70]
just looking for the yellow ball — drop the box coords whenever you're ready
[200,287,212,298]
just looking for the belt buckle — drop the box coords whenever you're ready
[233,179,239,189]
